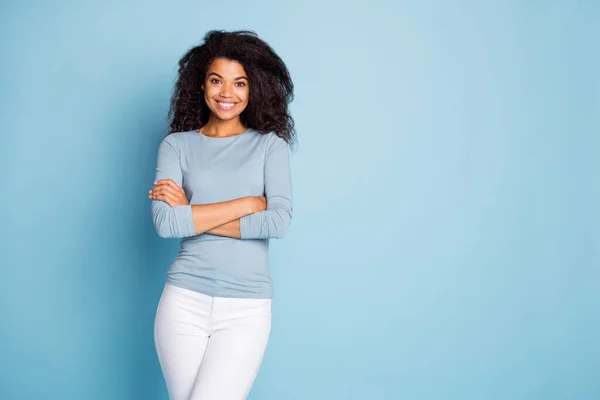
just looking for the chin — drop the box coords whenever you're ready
[214,111,243,121]
[214,107,247,119]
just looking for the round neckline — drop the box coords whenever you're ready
[195,127,251,140]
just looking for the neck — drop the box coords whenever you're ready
[200,116,247,138]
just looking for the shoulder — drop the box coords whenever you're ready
[159,130,196,150]
[258,131,289,154]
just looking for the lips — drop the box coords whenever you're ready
[216,100,237,111]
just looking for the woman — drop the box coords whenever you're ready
[148,30,295,400]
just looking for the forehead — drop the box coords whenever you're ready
[207,58,247,77]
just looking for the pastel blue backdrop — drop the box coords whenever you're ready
[1,1,598,399]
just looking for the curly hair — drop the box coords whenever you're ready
[167,30,296,146]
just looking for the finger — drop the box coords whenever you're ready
[151,191,168,200]
[153,183,183,198]
[157,181,185,196]
[155,189,177,201]
[153,186,178,197]
[150,188,173,200]
[153,179,173,186]
[153,192,177,206]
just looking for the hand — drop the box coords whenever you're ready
[149,179,189,207]
[246,196,267,214]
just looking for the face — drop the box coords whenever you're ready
[201,58,250,122]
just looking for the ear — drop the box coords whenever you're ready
[201,84,204,91]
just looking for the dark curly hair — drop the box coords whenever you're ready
[167,29,296,146]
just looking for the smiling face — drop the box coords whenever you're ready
[201,57,250,123]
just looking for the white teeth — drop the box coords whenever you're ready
[218,101,235,107]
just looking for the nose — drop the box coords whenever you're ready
[220,83,234,98]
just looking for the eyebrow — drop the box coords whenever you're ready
[207,72,249,81]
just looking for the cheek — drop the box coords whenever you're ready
[204,83,219,96]
[240,90,250,104]
[241,95,250,110]
[235,84,248,96]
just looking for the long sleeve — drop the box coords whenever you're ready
[239,135,293,239]
[151,137,197,239]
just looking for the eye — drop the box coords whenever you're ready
[236,82,246,87]
[210,78,221,84]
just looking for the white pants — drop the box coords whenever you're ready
[154,283,272,400]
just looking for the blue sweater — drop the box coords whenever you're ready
[151,128,292,299]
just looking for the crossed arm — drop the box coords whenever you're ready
[149,179,264,239]
[204,215,242,238]
[150,135,292,240]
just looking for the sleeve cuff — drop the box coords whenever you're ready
[240,212,263,239]
[173,205,196,237]
[239,214,251,239]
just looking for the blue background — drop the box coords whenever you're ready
[1,1,598,399]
